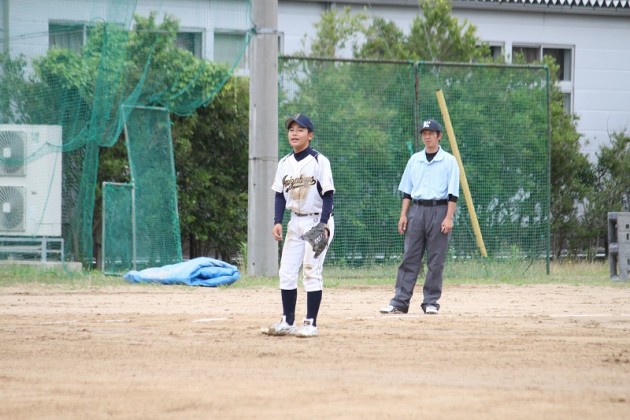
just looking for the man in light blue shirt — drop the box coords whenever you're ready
[380,119,460,315]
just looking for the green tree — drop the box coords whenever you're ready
[172,76,249,261]
[307,7,368,58]
[594,132,630,211]
[24,13,242,265]
[355,16,407,60]
[289,1,555,261]
[514,55,594,258]
[306,0,490,62]
[402,0,490,62]
[580,131,630,256]
[0,53,29,123]
[293,0,619,261]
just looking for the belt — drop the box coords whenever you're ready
[293,212,334,217]
[413,199,448,206]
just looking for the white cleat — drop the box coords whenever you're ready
[295,318,318,337]
[261,316,297,336]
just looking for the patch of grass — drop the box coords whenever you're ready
[230,260,626,288]
[0,264,124,288]
[442,259,616,285]
[0,260,626,289]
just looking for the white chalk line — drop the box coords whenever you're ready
[550,314,630,318]
[37,314,630,325]
[347,314,630,320]
[192,317,229,323]
[41,317,230,325]
[40,319,131,325]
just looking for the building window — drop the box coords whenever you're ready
[175,32,203,58]
[489,44,504,61]
[512,46,540,63]
[49,22,89,52]
[543,47,572,82]
[512,44,574,114]
[214,31,247,70]
[513,45,572,82]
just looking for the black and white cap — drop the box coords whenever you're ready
[420,119,442,133]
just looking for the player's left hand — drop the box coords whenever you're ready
[398,215,408,235]
[440,217,453,234]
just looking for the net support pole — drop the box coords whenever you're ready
[247,0,279,276]
[436,89,488,257]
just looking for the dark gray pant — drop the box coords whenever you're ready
[390,203,450,312]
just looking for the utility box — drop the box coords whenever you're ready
[608,212,630,281]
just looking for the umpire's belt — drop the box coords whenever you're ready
[293,212,320,217]
[413,199,448,206]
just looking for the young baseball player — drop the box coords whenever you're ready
[261,113,335,338]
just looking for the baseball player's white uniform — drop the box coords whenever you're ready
[272,148,335,291]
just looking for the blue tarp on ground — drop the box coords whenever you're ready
[123,257,240,287]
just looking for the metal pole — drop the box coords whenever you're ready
[2,0,9,54]
[247,0,279,276]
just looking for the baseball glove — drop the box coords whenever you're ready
[301,223,329,258]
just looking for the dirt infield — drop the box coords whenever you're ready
[1,283,629,419]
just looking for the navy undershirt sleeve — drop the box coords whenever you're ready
[320,191,334,224]
[274,192,286,225]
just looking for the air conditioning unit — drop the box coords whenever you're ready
[0,125,62,237]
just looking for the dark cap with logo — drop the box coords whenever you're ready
[285,113,314,132]
[420,119,442,133]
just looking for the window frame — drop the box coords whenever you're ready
[175,29,204,58]
[512,43,575,113]
[213,29,249,71]
[48,21,90,52]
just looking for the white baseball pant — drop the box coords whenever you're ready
[279,214,335,291]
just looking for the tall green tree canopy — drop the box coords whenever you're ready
[282,0,551,264]
[304,0,489,62]
[10,12,245,263]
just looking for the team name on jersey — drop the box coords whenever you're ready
[282,175,316,192]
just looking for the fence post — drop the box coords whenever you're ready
[608,212,630,281]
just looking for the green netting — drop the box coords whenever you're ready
[0,0,252,269]
[102,182,133,273]
[121,106,181,270]
[102,107,182,274]
[279,57,550,278]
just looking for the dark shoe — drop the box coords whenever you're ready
[425,304,438,315]
[379,305,407,314]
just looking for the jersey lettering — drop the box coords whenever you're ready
[282,174,317,192]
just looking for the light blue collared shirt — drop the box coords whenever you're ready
[398,146,460,200]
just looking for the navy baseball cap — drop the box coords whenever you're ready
[420,119,442,133]
[285,113,314,132]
